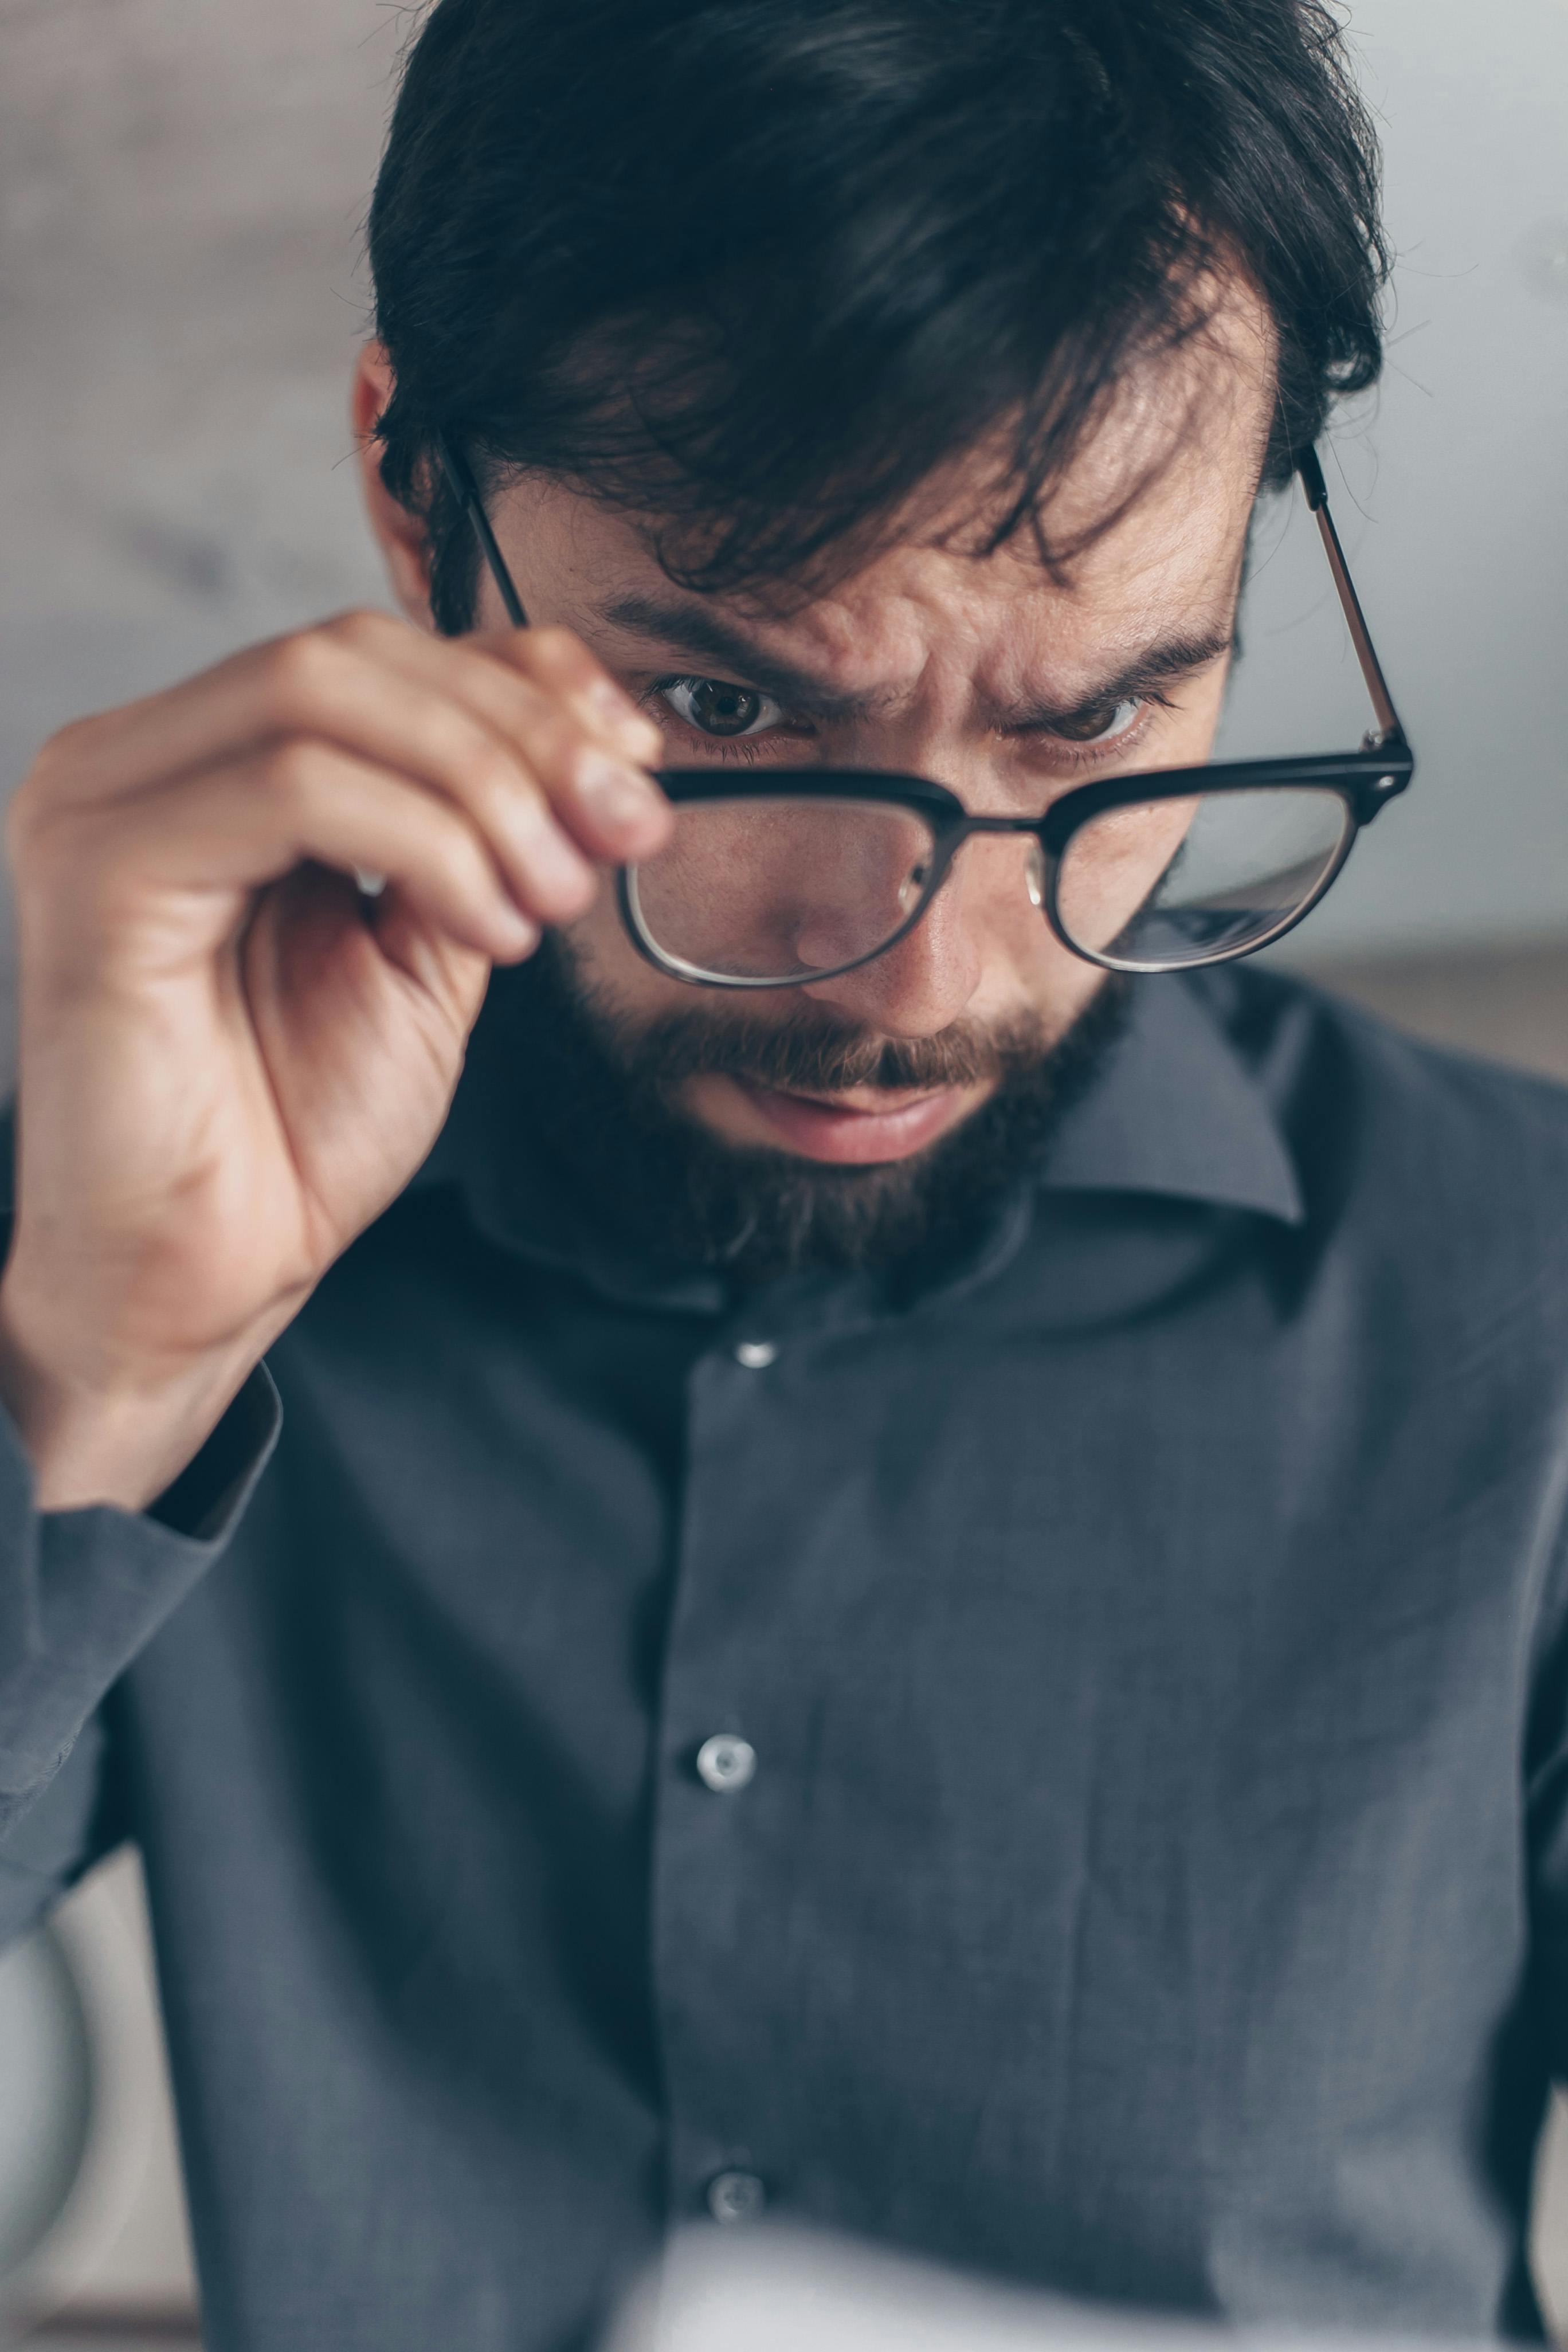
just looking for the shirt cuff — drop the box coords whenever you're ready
[147,1362,282,1541]
[0,1361,282,1811]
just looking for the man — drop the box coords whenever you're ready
[1,2,1565,2347]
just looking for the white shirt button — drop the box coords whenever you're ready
[696,1734,757,1793]
[732,1339,778,1369]
[707,2169,766,2224]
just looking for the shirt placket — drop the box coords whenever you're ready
[649,1295,834,2231]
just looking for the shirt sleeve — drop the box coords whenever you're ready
[0,1362,280,1938]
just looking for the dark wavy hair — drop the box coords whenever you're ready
[367,0,1388,631]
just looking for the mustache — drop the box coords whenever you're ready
[629,1005,1050,1096]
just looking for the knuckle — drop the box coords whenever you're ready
[508,702,577,783]
[259,737,327,813]
[522,623,593,679]
[501,679,581,769]
[430,702,509,782]
[524,623,577,658]
[426,819,496,905]
[468,741,536,816]
[262,629,340,708]
[323,607,403,651]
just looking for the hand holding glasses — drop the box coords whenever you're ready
[440,440,1413,985]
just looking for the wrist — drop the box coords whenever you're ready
[0,1307,265,1515]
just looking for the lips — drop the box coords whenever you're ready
[731,1077,977,1165]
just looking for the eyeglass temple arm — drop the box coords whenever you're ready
[1296,448,1405,751]
[436,433,529,628]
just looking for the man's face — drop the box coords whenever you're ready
[453,306,1268,1155]
[362,293,1273,1270]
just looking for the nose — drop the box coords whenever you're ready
[801,850,985,1037]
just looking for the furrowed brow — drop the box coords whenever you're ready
[998,625,1237,733]
[594,591,877,723]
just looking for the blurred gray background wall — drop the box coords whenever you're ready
[0,0,1563,2343]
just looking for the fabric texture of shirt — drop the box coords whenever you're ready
[2,963,1568,2352]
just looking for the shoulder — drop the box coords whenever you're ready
[1189,962,1568,1302]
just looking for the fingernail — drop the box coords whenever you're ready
[577,754,664,837]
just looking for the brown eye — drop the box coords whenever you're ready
[660,675,783,739]
[1051,695,1144,745]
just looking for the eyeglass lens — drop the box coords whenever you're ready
[1053,786,1354,967]
[625,784,1355,982]
[625,795,939,983]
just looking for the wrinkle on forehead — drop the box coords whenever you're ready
[510,268,1273,710]
[709,277,1274,702]
[765,459,1257,718]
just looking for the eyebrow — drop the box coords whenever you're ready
[993,625,1237,733]
[595,591,881,722]
[595,589,1236,732]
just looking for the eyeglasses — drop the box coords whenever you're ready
[440,438,1413,985]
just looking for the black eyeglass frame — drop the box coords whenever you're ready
[437,437,1414,983]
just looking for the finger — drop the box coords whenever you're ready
[360,878,498,1013]
[311,614,669,844]
[313,617,671,865]
[443,626,676,863]
[54,741,548,970]
[37,613,668,879]
[54,643,610,923]
[42,607,657,803]
[460,621,664,766]
[246,862,493,1052]
[311,620,672,869]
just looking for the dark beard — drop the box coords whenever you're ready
[494,937,1131,1290]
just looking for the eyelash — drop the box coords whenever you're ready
[1033,688,1176,769]
[647,674,1175,767]
[649,675,789,759]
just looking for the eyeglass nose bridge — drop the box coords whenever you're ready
[938,810,1054,916]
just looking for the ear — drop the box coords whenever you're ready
[352,343,438,630]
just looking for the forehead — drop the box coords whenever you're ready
[511,288,1275,690]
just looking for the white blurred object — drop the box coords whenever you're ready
[5,1881,1568,2346]
[0,1851,198,2334]
[606,2228,1459,2352]
[0,1924,92,2289]
[609,2227,1170,2352]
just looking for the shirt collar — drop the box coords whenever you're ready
[412,966,1304,1308]
[1040,973,1304,1226]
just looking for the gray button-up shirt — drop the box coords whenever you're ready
[3,966,1568,2352]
